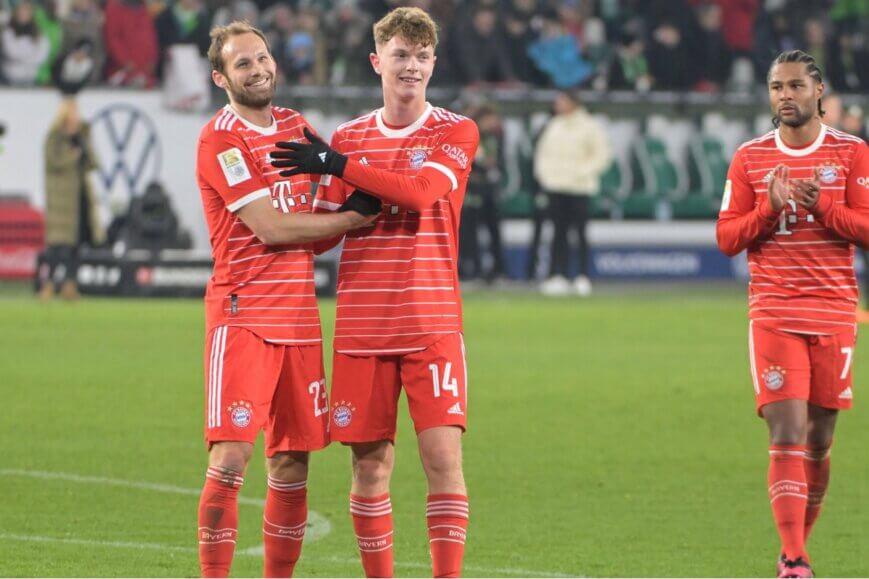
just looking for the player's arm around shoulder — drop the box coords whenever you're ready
[200,129,375,246]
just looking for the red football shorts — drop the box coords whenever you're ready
[749,321,855,415]
[203,326,329,455]
[329,332,468,443]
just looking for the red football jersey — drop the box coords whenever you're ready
[717,124,869,334]
[197,105,321,344]
[314,103,479,354]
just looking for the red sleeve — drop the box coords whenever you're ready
[310,133,354,254]
[811,140,869,248]
[198,130,272,212]
[716,147,782,256]
[340,119,480,212]
[312,133,353,214]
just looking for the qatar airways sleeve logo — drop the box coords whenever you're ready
[441,143,469,170]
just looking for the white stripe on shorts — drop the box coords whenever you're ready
[209,326,228,428]
[748,321,760,395]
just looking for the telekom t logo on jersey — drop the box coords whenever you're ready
[271,180,307,213]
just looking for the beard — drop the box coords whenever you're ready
[776,104,814,128]
[227,74,275,108]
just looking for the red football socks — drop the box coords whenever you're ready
[426,494,469,578]
[198,467,244,578]
[351,493,394,578]
[768,445,808,561]
[804,446,831,542]
[263,476,308,578]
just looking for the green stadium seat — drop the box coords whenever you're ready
[592,161,622,219]
[623,137,675,219]
[671,136,728,220]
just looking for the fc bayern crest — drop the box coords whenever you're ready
[332,401,356,428]
[762,366,786,391]
[228,400,253,428]
[409,149,428,169]
[818,165,838,184]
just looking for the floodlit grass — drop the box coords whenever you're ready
[2,288,867,576]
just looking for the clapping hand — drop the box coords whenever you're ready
[791,167,822,209]
[767,164,791,212]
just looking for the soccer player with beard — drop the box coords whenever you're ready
[270,7,479,578]
[194,22,379,578]
[717,50,869,578]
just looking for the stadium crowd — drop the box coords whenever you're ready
[1,0,869,93]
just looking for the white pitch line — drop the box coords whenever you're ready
[0,533,576,578]
[0,469,330,541]
[0,469,577,578]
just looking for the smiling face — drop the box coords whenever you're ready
[370,34,435,105]
[768,61,824,129]
[212,32,276,109]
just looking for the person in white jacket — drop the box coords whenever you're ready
[1,1,50,86]
[533,90,611,296]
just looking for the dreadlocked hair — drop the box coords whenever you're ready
[768,50,825,128]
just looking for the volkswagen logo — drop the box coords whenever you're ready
[90,103,162,200]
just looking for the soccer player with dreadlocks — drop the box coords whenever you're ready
[717,50,869,578]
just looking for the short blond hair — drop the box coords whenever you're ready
[373,7,438,50]
[208,21,271,74]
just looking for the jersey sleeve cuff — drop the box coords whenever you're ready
[422,161,458,191]
[756,197,781,221]
[226,187,271,212]
[811,191,834,219]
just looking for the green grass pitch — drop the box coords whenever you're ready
[1,288,867,577]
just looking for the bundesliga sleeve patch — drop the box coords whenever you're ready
[720,180,732,211]
[217,147,252,187]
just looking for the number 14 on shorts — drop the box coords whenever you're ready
[429,362,459,398]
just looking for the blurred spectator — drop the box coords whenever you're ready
[842,103,867,141]
[38,98,104,301]
[803,18,829,81]
[211,0,258,28]
[694,1,730,91]
[534,91,611,297]
[325,0,374,86]
[715,0,760,58]
[528,9,593,88]
[1,1,51,86]
[606,27,651,91]
[33,1,63,85]
[154,0,211,79]
[460,103,505,282]
[582,17,611,89]
[267,4,327,85]
[52,38,97,94]
[104,0,159,87]
[60,0,105,86]
[450,4,516,85]
[752,6,798,82]
[646,18,697,90]
[502,0,547,85]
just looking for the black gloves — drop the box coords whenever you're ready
[271,127,348,178]
[339,190,382,216]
